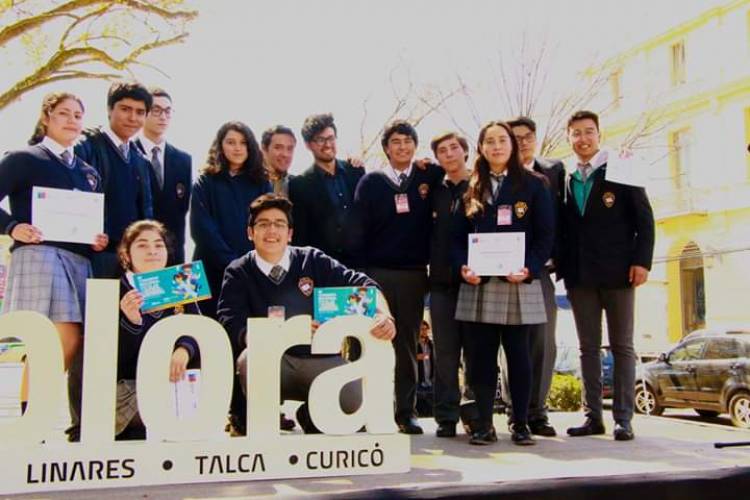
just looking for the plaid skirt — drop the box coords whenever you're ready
[455,277,547,325]
[115,379,139,435]
[2,245,91,323]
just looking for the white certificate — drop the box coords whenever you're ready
[605,150,648,187]
[468,232,525,276]
[31,186,104,244]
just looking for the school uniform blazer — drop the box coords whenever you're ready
[289,160,364,267]
[558,164,655,290]
[454,173,554,280]
[135,139,192,263]
[533,157,565,269]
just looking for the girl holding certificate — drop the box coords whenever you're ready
[454,121,553,446]
[0,92,108,414]
[116,220,200,439]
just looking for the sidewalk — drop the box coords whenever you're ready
[6,410,749,499]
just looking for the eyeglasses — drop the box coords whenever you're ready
[311,135,336,146]
[150,106,173,118]
[514,132,536,144]
[253,220,289,230]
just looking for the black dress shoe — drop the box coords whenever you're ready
[613,421,635,441]
[280,412,296,431]
[510,423,536,446]
[567,418,606,437]
[296,404,321,434]
[469,426,497,445]
[397,417,424,435]
[436,422,457,438]
[228,414,246,437]
[529,420,557,437]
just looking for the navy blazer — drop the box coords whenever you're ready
[558,164,655,289]
[533,157,565,271]
[454,172,554,280]
[135,139,192,263]
[289,160,364,267]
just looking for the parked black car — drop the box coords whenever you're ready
[634,328,750,428]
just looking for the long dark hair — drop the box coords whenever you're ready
[28,92,85,146]
[201,121,267,184]
[464,120,527,218]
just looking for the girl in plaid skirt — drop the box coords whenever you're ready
[454,121,554,446]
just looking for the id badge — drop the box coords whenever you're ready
[267,305,286,320]
[497,205,512,226]
[395,193,410,214]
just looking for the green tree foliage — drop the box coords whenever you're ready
[0,0,197,110]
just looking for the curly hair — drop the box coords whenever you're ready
[301,113,336,143]
[201,121,267,184]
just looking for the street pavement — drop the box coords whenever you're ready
[5,410,749,499]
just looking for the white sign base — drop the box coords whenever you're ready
[1,434,409,494]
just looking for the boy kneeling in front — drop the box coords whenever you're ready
[217,194,395,434]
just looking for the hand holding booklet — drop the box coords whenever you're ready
[132,260,211,313]
[313,286,377,323]
[467,232,525,276]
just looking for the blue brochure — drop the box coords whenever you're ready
[132,260,211,313]
[313,286,377,323]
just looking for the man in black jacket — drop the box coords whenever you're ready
[559,110,655,442]
[289,113,363,268]
[507,116,565,437]
[427,131,469,437]
[135,87,191,263]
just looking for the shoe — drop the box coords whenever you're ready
[567,418,606,437]
[296,404,321,434]
[397,417,424,435]
[280,412,296,431]
[613,421,635,441]
[510,423,536,446]
[529,420,557,437]
[65,425,80,443]
[436,422,457,438]
[469,426,498,445]
[228,414,246,437]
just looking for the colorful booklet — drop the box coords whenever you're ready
[132,260,211,313]
[313,286,377,323]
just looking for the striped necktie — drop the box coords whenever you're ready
[60,150,74,168]
[268,265,286,284]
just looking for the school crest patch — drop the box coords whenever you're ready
[514,201,528,219]
[603,192,616,208]
[418,183,430,199]
[176,182,186,199]
[86,173,98,191]
[298,277,314,297]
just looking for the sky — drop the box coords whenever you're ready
[0,0,715,173]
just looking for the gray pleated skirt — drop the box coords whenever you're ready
[455,277,547,325]
[2,245,91,323]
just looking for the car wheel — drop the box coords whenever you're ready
[634,383,663,416]
[728,392,750,429]
[694,409,720,418]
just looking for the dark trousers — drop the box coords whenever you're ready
[567,286,635,423]
[429,285,465,424]
[368,267,427,422]
[464,322,531,430]
[503,268,557,423]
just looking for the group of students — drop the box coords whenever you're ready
[0,80,655,447]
